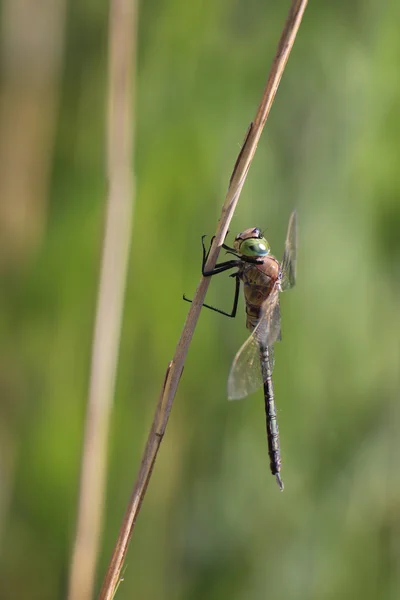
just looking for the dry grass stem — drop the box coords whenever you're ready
[99,1,308,598]
[67,1,137,599]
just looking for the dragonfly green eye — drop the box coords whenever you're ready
[239,238,270,257]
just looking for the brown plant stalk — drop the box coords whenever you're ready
[67,1,137,599]
[99,1,308,598]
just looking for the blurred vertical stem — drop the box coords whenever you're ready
[0,0,66,269]
[67,1,137,599]
[99,1,308,599]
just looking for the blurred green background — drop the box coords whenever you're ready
[1,0,400,599]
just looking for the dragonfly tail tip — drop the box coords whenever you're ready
[275,473,284,491]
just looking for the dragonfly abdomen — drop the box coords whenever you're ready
[259,344,283,490]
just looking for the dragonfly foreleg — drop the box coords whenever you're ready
[201,236,241,276]
[202,234,231,265]
[201,235,244,276]
[224,249,242,259]
[201,234,214,269]
[203,261,241,276]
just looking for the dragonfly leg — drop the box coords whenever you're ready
[201,235,214,269]
[201,237,241,276]
[201,235,243,276]
[183,273,240,318]
[224,249,242,259]
[203,260,241,277]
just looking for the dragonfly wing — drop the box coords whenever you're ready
[281,210,297,292]
[227,335,276,400]
[253,288,282,347]
[227,292,280,400]
[227,332,264,399]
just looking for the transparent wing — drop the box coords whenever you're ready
[281,210,297,292]
[253,288,281,346]
[227,290,281,400]
[227,339,275,400]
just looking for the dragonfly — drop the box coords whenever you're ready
[184,211,297,490]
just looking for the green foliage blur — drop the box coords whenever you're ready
[1,1,400,599]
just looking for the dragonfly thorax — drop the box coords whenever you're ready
[234,228,270,257]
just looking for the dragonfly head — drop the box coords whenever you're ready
[234,228,270,257]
